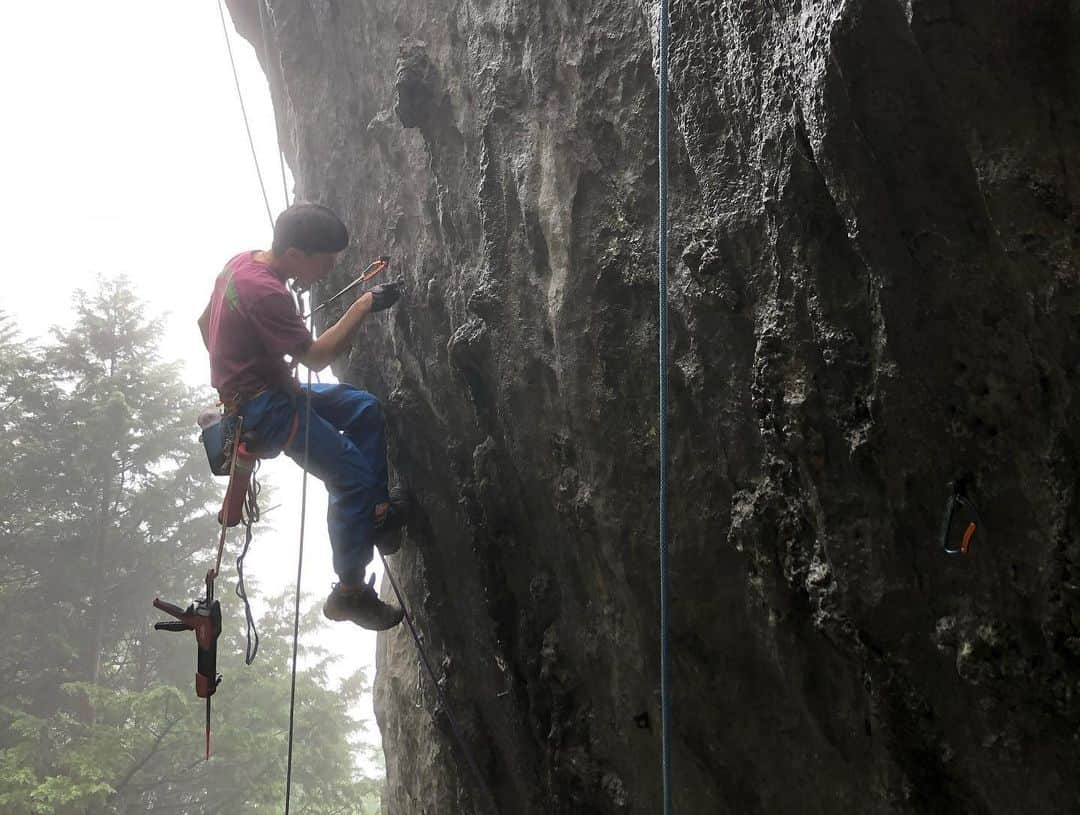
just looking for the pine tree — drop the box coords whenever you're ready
[0,279,381,814]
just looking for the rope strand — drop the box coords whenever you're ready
[658,2,674,814]
[284,298,313,815]
[377,550,501,815]
[236,467,261,665]
[246,5,305,809]
[216,0,275,230]
[255,0,291,206]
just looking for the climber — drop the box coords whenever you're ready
[198,202,408,631]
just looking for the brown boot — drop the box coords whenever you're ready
[322,577,404,630]
[375,487,413,536]
[374,488,413,555]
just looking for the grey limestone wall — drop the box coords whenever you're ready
[227,1,1080,812]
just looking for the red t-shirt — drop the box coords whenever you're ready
[207,251,312,400]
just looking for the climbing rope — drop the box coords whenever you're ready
[236,465,262,664]
[216,0,275,230]
[261,40,306,815]
[255,0,291,200]
[283,351,312,815]
[377,549,501,815]
[657,2,674,814]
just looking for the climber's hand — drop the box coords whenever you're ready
[369,281,402,312]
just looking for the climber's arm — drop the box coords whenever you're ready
[295,293,373,372]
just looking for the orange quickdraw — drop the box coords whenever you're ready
[960,522,976,554]
[358,256,389,283]
[304,254,391,319]
[940,480,982,555]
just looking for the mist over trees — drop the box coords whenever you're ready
[0,278,379,814]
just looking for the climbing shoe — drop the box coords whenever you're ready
[322,576,404,631]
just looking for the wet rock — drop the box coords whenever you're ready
[230,0,1080,812]
[395,42,442,132]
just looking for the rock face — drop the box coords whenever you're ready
[228,1,1080,812]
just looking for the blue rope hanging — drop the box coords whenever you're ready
[657,1,673,814]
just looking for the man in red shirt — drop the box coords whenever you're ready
[199,203,406,630]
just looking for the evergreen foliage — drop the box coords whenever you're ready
[0,281,380,814]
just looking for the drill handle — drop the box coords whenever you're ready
[155,621,191,633]
[153,597,193,621]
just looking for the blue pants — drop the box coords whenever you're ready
[239,383,390,586]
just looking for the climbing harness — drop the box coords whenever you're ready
[940,480,982,555]
[657,1,674,814]
[199,408,240,476]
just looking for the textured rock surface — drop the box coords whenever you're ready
[228,1,1080,811]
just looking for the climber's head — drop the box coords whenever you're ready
[270,203,349,287]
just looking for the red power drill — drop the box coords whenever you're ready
[153,579,223,758]
[153,594,222,698]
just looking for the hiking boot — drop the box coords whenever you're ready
[374,487,413,541]
[322,577,404,630]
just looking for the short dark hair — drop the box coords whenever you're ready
[272,203,349,255]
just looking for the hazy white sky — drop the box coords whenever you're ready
[0,0,382,745]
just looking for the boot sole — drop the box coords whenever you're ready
[323,601,404,630]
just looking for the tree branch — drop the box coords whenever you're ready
[110,713,184,797]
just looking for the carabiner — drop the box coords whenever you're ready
[940,480,982,555]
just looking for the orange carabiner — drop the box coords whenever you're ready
[304,255,392,320]
[359,257,388,283]
[961,522,976,554]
